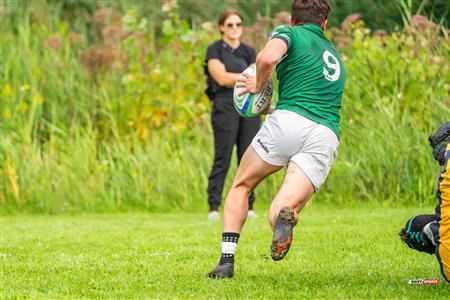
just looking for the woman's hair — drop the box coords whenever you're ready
[218,9,243,34]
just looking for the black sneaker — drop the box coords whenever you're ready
[271,206,298,261]
[207,263,234,279]
[399,214,436,255]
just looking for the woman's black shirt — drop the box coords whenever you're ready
[205,40,256,101]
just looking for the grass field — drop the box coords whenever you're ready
[2,205,448,299]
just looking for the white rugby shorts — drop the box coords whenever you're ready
[251,109,339,190]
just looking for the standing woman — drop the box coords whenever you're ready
[205,9,260,220]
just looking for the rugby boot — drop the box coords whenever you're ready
[399,214,436,255]
[207,262,234,279]
[271,206,298,261]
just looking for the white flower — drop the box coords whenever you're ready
[162,0,177,12]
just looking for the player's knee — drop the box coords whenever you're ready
[231,179,252,195]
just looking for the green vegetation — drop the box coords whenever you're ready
[178,0,449,31]
[2,206,448,298]
[1,1,449,213]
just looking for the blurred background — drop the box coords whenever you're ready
[1,0,449,213]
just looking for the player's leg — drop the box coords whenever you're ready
[237,115,261,217]
[268,118,339,261]
[207,146,282,278]
[223,145,281,232]
[268,162,314,226]
[208,111,290,279]
[399,144,450,281]
[431,145,450,282]
[268,162,314,260]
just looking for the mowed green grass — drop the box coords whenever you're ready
[2,206,449,299]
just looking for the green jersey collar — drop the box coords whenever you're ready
[296,23,323,34]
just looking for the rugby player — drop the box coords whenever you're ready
[207,0,346,278]
[400,121,450,282]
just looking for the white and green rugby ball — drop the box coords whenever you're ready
[233,65,273,118]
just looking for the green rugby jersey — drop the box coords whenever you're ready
[269,24,346,138]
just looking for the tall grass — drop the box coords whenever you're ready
[1,2,449,213]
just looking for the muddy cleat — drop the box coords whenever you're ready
[399,214,436,255]
[271,206,298,261]
[207,262,234,279]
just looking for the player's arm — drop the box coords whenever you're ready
[255,38,288,91]
[236,38,287,95]
[207,59,240,88]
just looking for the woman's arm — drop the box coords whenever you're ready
[207,59,240,88]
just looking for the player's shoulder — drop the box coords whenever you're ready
[269,25,293,38]
[269,25,294,47]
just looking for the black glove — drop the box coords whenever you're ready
[429,121,450,165]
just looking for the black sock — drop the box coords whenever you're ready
[219,232,240,265]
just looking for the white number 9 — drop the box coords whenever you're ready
[322,50,340,82]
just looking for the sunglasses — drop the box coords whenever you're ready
[225,22,242,28]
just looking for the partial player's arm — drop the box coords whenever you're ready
[207,59,240,88]
[236,36,288,95]
[255,38,287,91]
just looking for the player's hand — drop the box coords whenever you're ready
[429,121,450,166]
[236,73,257,96]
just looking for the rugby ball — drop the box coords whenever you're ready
[233,65,273,117]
